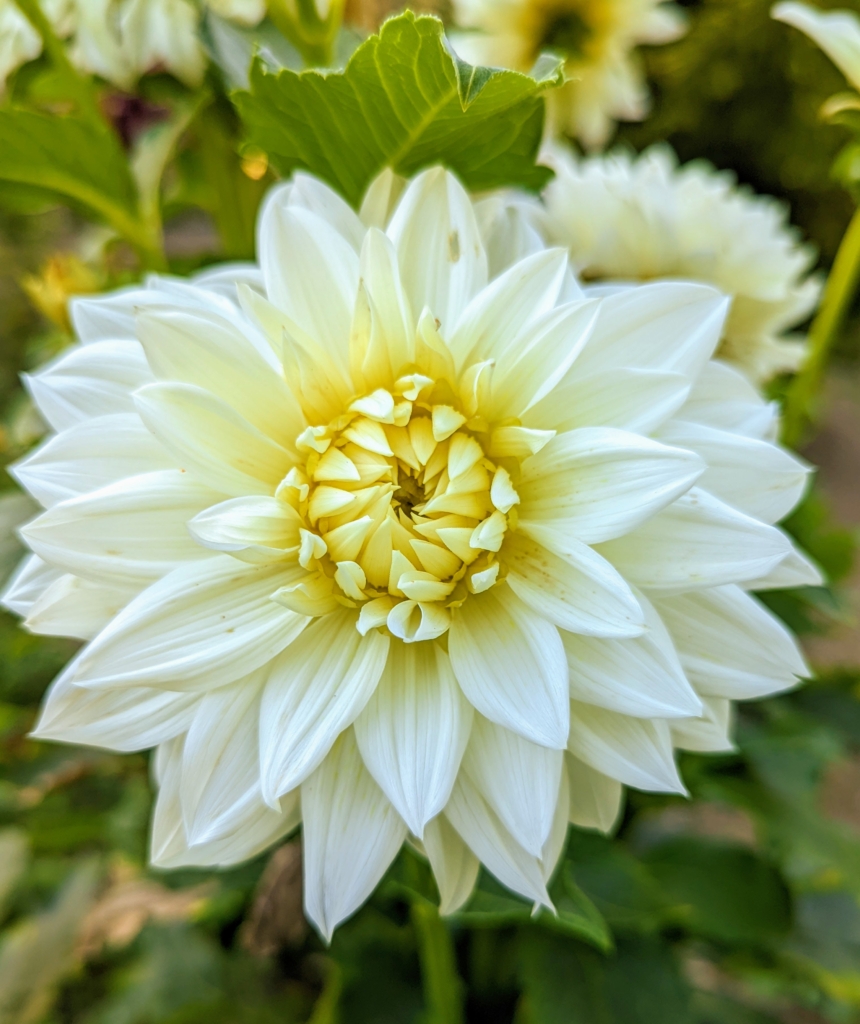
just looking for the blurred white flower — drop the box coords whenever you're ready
[5,167,817,939]
[451,0,685,150]
[540,143,821,383]
[0,0,266,92]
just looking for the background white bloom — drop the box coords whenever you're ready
[0,0,266,92]
[4,167,817,940]
[451,0,685,150]
[540,143,821,384]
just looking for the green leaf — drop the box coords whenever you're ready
[641,838,791,945]
[0,109,158,261]
[566,831,668,934]
[233,11,562,207]
[518,933,693,1024]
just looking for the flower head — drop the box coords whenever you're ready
[540,143,821,383]
[451,0,685,149]
[7,167,818,939]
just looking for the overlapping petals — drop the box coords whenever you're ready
[7,166,817,941]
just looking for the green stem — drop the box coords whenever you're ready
[411,902,465,1024]
[782,204,860,448]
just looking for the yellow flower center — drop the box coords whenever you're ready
[275,375,523,642]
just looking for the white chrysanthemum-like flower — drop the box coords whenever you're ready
[451,0,685,150]
[539,143,821,384]
[5,168,819,940]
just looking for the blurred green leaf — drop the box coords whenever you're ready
[0,859,99,1024]
[641,838,791,945]
[233,11,562,207]
[518,933,693,1024]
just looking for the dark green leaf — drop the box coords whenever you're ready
[233,11,562,207]
[518,933,693,1024]
[0,110,137,231]
[641,838,791,945]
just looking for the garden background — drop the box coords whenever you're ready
[1,0,860,1020]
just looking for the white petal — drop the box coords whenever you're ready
[657,420,810,524]
[180,671,268,844]
[24,341,154,431]
[474,192,547,279]
[448,584,570,749]
[744,541,824,589]
[135,382,294,495]
[287,172,367,251]
[33,662,196,752]
[541,760,570,883]
[21,470,220,587]
[680,360,778,440]
[151,735,300,868]
[598,488,792,591]
[565,753,623,833]
[25,573,135,639]
[444,771,551,908]
[448,248,567,368]
[356,228,415,381]
[12,413,170,508]
[260,609,390,803]
[462,714,563,856]
[71,556,308,690]
[670,697,734,753]
[505,525,645,638]
[772,2,860,91]
[188,496,301,561]
[563,590,702,718]
[136,306,304,448]
[354,641,472,837]
[572,283,728,380]
[302,729,407,941]
[487,299,600,419]
[1,555,62,616]
[525,368,690,436]
[652,584,808,699]
[259,203,358,356]
[423,814,480,915]
[69,287,150,343]
[387,167,488,334]
[567,701,686,794]
[519,427,704,544]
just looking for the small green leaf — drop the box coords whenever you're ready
[233,11,563,207]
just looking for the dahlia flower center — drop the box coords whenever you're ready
[277,377,523,642]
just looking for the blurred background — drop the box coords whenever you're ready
[1,0,860,1021]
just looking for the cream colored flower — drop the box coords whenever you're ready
[6,168,817,939]
[451,0,685,150]
[540,143,821,383]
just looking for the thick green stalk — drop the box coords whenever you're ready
[411,902,465,1024]
[782,204,860,448]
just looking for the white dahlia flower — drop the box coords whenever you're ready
[5,167,819,939]
[450,0,685,150]
[540,143,821,384]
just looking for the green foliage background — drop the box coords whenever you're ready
[0,2,859,1023]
